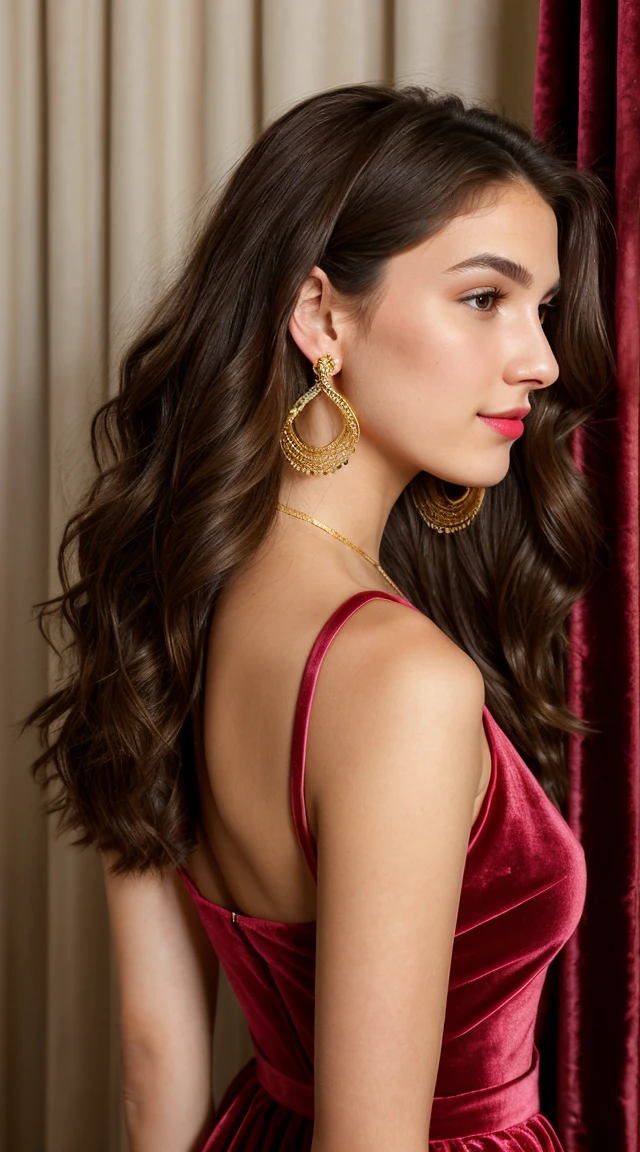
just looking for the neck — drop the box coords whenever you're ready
[278,440,415,560]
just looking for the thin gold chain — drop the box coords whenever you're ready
[276,503,405,598]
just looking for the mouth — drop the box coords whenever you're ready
[477,409,529,440]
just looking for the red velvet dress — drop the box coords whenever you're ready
[177,590,587,1150]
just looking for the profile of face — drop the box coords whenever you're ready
[289,179,561,493]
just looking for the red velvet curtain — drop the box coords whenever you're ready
[534,2,640,1149]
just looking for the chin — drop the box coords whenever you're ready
[474,464,512,489]
[432,459,510,489]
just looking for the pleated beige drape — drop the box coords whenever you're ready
[1,2,539,1149]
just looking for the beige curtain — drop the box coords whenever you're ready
[0,2,540,1148]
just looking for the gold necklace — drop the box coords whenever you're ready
[276,503,405,598]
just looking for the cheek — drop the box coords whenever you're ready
[362,294,483,413]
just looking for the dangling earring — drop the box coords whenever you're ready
[279,354,360,475]
[411,472,485,533]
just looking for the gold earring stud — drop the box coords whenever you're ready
[279,354,360,475]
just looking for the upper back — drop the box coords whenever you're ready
[183,556,485,924]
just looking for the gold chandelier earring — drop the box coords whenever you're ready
[411,472,486,534]
[279,354,360,475]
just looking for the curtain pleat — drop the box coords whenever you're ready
[0,3,49,1151]
[45,5,116,1149]
[534,3,640,1149]
[1,3,541,1149]
[204,1,259,184]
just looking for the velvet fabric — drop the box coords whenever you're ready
[534,4,640,1148]
[178,590,587,1149]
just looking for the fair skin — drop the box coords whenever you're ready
[102,178,560,1152]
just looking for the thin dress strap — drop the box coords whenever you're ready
[290,589,419,883]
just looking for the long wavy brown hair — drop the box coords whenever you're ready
[21,84,615,876]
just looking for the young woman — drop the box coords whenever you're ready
[24,84,614,1151]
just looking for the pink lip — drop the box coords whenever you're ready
[477,414,525,439]
[479,407,530,419]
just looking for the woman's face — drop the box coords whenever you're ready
[340,179,561,490]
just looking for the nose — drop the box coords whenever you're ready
[504,313,560,392]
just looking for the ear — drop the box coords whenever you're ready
[288,265,342,371]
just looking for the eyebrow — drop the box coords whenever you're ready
[444,252,561,296]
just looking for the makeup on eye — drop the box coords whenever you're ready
[458,286,559,320]
[460,287,507,312]
[446,250,561,320]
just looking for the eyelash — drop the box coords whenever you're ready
[460,288,557,321]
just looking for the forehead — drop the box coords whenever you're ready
[420,182,559,274]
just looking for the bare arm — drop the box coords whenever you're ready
[307,604,485,1152]
[102,852,219,1152]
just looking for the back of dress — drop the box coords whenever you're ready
[177,590,587,1151]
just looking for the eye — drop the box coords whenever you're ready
[460,288,506,314]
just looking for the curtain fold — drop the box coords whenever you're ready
[534,3,640,1149]
[1,3,541,1149]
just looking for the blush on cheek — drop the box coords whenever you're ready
[360,273,490,427]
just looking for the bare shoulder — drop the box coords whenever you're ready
[320,592,482,682]
[344,593,482,681]
[306,595,485,827]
